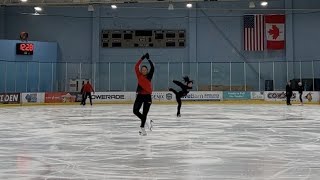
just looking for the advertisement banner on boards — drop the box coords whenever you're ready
[0,93,20,104]
[21,93,45,103]
[264,91,319,102]
[223,91,251,100]
[251,92,265,100]
[91,92,134,102]
[151,92,174,101]
[69,92,84,102]
[182,91,222,101]
[45,92,77,103]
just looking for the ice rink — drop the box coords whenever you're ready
[0,104,320,179]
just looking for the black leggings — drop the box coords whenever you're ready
[82,92,92,105]
[286,94,292,105]
[170,89,183,115]
[133,94,152,128]
[80,93,85,105]
[299,93,303,103]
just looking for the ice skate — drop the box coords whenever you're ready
[139,127,147,136]
[145,119,154,131]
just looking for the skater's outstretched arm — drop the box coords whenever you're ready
[173,80,187,89]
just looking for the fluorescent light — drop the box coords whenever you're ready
[186,3,192,8]
[261,1,268,7]
[20,0,28,2]
[34,7,42,12]
[88,5,94,12]
[111,5,117,9]
[249,1,255,8]
[168,3,174,10]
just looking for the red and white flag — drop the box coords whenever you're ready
[265,15,285,50]
[244,15,265,51]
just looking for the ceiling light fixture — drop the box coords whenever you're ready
[249,1,255,8]
[88,5,94,12]
[261,1,268,7]
[168,3,174,10]
[34,7,42,12]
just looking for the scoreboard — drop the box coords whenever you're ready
[101,30,186,48]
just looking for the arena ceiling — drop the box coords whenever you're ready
[0,0,239,6]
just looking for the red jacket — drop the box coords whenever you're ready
[135,59,154,95]
[83,83,94,93]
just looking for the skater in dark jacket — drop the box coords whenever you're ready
[80,82,85,105]
[133,53,154,136]
[286,81,293,105]
[298,81,304,105]
[169,76,193,117]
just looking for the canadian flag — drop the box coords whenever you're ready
[265,15,285,50]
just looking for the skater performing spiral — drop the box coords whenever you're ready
[169,76,193,117]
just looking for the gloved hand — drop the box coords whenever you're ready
[145,53,150,60]
[141,54,146,60]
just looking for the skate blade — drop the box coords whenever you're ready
[149,120,154,131]
[139,131,147,136]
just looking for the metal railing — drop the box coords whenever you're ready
[0,60,319,93]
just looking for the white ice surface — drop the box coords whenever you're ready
[0,104,320,180]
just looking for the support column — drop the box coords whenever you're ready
[0,7,5,39]
[188,3,197,63]
[285,0,294,80]
[91,6,100,89]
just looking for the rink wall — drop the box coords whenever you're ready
[0,91,319,106]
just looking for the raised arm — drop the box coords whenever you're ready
[147,59,154,80]
[135,59,143,78]
[135,54,147,78]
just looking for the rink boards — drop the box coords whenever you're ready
[0,91,319,105]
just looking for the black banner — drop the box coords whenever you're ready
[0,93,21,104]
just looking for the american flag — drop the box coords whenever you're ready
[244,15,265,51]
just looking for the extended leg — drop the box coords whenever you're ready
[169,88,178,95]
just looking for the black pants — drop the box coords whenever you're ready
[299,93,303,103]
[80,93,85,105]
[133,94,152,128]
[170,89,183,116]
[286,94,292,105]
[82,92,92,105]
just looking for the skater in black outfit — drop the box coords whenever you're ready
[133,53,154,136]
[169,76,193,117]
[286,81,293,105]
[298,81,304,105]
[80,82,85,105]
